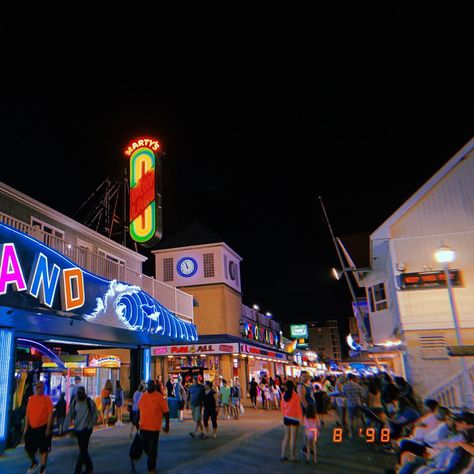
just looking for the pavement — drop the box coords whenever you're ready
[0,408,397,473]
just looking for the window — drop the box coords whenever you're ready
[163,258,174,282]
[224,255,228,279]
[203,253,215,278]
[30,217,65,241]
[368,282,387,311]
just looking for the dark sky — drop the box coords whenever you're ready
[1,47,473,346]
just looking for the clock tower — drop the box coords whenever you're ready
[152,223,243,337]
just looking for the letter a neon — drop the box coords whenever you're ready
[0,243,27,294]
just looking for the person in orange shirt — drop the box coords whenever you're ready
[23,381,53,474]
[280,379,303,462]
[100,379,113,427]
[135,380,170,474]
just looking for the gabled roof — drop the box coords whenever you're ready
[371,137,474,241]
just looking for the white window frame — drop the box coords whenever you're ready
[30,217,65,240]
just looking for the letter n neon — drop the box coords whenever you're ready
[27,253,61,307]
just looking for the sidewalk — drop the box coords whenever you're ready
[0,408,397,473]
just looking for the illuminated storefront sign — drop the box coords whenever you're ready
[290,324,308,349]
[151,343,239,356]
[0,222,197,342]
[125,137,162,247]
[399,270,462,290]
[239,343,286,360]
[89,355,121,368]
[240,320,280,348]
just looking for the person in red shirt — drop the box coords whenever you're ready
[23,381,53,474]
[136,380,170,474]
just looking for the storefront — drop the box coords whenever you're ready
[152,337,288,399]
[0,221,197,453]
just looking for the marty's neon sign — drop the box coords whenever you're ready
[124,136,163,247]
[0,243,85,311]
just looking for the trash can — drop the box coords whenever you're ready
[167,397,179,419]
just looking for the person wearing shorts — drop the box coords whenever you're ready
[188,375,206,439]
[101,379,113,427]
[24,381,53,474]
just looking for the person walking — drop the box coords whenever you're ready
[114,380,124,427]
[342,373,365,438]
[23,381,53,474]
[219,379,231,420]
[136,380,170,474]
[249,377,258,409]
[100,379,113,427]
[63,386,98,474]
[203,381,218,438]
[166,377,174,398]
[70,376,84,404]
[129,380,146,438]
[230,378,241,419]
[281,380,303,462]
[173,376,187,422]
[54,392,66,436]
[188,375,206,439]
[303,403,321,464]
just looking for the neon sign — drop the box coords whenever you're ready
[125,137,163,247]
[0,244,84,311]
[0,222,197,341]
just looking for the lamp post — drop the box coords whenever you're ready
[434,243,473,409]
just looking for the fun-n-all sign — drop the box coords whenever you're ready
[0,222,197,342]
[125,137,163,247]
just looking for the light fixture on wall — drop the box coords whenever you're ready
[395,262,406,272]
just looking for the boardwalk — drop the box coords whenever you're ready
[0,409,396,473]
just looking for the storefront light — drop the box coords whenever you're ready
[167,356,174,359]
[200,354,206,358]
[232,353,239,356]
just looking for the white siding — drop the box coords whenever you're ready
[391,151,474,239]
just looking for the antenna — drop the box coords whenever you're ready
[318,196,371,345]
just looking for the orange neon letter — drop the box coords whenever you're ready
[60,268,85,311]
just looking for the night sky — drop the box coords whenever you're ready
[1,47,473,348]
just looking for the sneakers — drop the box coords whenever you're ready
[189,432,196,438]
[26,463,39,474]
[199,433,208,439]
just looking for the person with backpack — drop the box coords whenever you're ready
[63,386,98,474]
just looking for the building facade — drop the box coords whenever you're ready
[356,137,474,406]
[152,237,288,395]
[0,181,196,452]
[308,320,342,362]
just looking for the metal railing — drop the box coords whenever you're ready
[426,363,474,409]
[0,212,194,323]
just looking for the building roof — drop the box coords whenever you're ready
[155,221,224,250]
[371,136,474,241]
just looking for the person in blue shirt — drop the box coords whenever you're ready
[188,375,206,439]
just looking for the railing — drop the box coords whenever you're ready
[0,212,194,323]
[425,363,474,409]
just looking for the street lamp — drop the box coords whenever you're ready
[434,243,473,409]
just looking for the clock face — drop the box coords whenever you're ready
[229,261,237,280]
[177,257,198,277]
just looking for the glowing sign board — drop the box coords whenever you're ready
[0,222,197,342]
[125,137,163,247]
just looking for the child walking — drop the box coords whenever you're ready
[303,403,321,464]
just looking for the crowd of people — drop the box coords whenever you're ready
[274,370,474,472]
[20,370,474,473]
